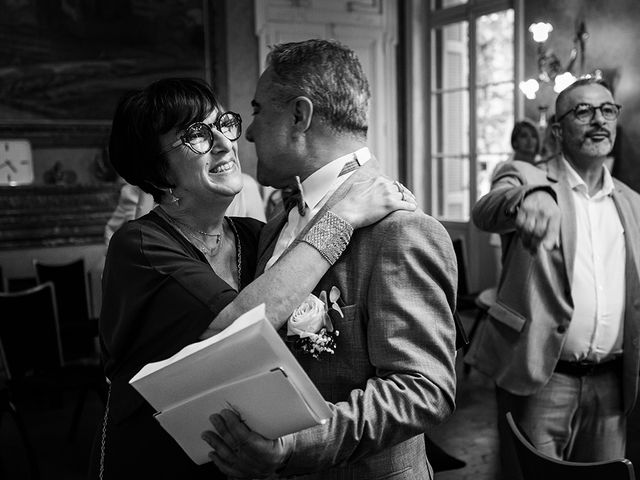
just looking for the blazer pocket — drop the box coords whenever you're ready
[338,304,357,322]
[331,304,368,381]
[488,301,527,332]
[333,304,360,352]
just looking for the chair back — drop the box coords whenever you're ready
[506,412,636,480]
[33,258,91,326]
[0,282,64,381]
[452,238,470,297]
[7,277,38,292]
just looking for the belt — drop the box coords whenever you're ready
[554,356,622,377]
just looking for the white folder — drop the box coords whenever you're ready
[129,304,331,465]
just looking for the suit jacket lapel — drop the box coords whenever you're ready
[549,156,577,284]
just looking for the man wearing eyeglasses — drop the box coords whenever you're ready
[466,76,640,479]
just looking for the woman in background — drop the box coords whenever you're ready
[508,118,541,164]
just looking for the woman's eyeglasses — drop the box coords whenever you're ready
[162,111,242,155]
[556,103,621,124]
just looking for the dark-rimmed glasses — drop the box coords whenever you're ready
[556,102,622,124]
[161,111,242,155]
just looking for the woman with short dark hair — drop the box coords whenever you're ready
[89,77,414,479]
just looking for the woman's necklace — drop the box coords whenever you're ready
[227,217,242,289]
[156,207,242,289]
[185,216,242,287]
[157,207,224,257]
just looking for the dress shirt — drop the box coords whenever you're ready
[560,157,625,362]
[265,147,371,270]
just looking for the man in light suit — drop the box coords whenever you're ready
[202,39,458,479]
[466,77,640,479]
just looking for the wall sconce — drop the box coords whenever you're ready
[519,20,589,128]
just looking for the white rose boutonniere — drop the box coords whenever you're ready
[287,294,326,338]
[287,288,344,360]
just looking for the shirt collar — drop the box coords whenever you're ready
[300,147,370,210]
[562,155,614,198]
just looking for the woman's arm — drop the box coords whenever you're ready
[200,177,415,337]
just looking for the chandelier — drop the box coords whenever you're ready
[519,20,589,127]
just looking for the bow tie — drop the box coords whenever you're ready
[282,176,307,216]
[281,158,361,216]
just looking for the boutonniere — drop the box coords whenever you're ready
[287,286,344,360]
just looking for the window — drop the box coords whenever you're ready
[431,0,468,10]
[429,1,517,221]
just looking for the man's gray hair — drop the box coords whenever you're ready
[555,76,613,119]
[266,39,370,138]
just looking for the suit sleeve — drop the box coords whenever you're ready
[472,160,556,234]
[281,211,458,474]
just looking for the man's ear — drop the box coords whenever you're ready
[290,96,313,133]
[551,122,562,142]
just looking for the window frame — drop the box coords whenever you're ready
[424,0,524,223]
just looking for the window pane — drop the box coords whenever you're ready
[476,10,514,201]
[476,11,514,85]
[432,21,469,221]
[477,153,509,198]
[431,0,467,10]
[433,154,471,220]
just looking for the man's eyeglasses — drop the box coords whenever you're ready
[162,111,242,155]
[556,102,622,124]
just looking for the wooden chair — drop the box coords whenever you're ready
[0,283,106,445]
[33,258,98,362]
[506,412,636,480]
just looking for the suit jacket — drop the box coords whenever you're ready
[466,156,640,413]
[256,159,458,479]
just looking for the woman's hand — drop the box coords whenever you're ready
[332,176,417,228]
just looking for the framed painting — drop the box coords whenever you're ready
[0,0,213,249]
[0,0,211,147]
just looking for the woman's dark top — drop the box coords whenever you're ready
[89,210,263,479]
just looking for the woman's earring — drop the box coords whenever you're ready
[169,188,180,205]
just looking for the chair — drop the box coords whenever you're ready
[506,412,636,480]
[466,286,496,341]
[452,238,497,372]
[452,238,479,312]
[0,340,39,479]
[0,283,106,445]
[33,258,98,362]
[451,238,484,351]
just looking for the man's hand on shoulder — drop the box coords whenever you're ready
[202,409,293,478]
[515,190,561,254]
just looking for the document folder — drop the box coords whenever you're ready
[129,304,331,465]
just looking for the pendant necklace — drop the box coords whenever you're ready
[156,207,242,289]
[157,207,224,257]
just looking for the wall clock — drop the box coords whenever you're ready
[0,139,34,186]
